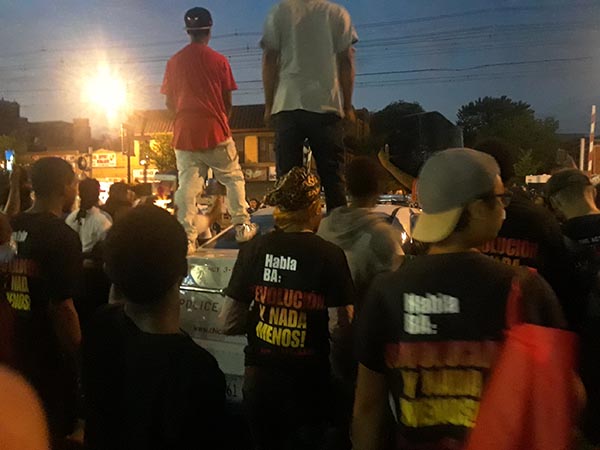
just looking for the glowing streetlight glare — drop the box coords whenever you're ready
[83,67,127,119]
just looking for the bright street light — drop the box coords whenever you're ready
[82,65,132,182]
[82,66,127,121]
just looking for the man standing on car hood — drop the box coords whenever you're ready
[161,7,257,254]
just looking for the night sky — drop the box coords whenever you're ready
[1,0,599,134]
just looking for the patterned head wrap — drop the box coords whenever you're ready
[264,167,321,211]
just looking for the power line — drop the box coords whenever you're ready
[16,65,580,104]
[1,56,591,96]
[2,1,598,59]
[0,20,594,76]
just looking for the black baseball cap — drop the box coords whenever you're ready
[545,169,592,199]
[184,7,213,31]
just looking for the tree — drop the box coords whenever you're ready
[0,135,26,156]
[349,100,425,155]
[457,96,560,172]
[141,133,176,172]
[370,101,425,147]
[457,96,532,145]
[514,149,542,178]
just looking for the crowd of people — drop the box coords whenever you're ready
[1,1,600,450]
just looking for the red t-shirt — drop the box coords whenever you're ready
[161,43,238,151]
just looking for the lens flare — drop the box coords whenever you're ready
[82,66,127,120]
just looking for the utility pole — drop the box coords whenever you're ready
[121,123,131,184]
[588,105,596,173]
[580,138,586,171]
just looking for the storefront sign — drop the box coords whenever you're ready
[132,168,159,181]
[92,152,117,168]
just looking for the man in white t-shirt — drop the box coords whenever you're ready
[261,0,358,211]
[65,178,112,255]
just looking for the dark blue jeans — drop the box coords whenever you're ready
[273,110,347,211]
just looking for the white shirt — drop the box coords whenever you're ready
[66,206,113,254]
[261,0,358,116]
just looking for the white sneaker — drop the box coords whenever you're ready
[187,240,197,255]
[235,223,258,243]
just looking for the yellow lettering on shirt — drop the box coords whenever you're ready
[7,292,31,311]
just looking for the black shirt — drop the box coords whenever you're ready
[357,252,562,447]
[480,190,571,313]
[561,214,600,443]
[562,213,600,325]
[83,305,226,450]
[563,214,600,251]
[225,230,355,369]
[0,212,82,425]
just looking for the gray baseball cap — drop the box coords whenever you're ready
[413,148,500,243]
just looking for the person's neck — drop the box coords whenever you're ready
[190,37,210,45]
[83,203,98,211]
[124,295,180,335]
[350,196,377,209]
[28,197,64,217]
[281,224,314,233]
[563,202,600,220]
[427,233,480,255]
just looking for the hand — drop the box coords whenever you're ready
[264,106,272,126]
[378,144,391,165]
[343,106,356,124]
[9,165,21,187]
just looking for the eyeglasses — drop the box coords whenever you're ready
[488,193,512,207]
[477,192,512,207]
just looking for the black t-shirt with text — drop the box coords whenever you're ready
[480,191,566,270]
[479,190,570,296]
[357,252,561,447]
[0,212,82,436]
[563,214,600,253]
[0,212,82,384]
[83,305,226,450]
[225,230,355,369]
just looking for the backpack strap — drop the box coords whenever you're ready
[506,267,538,328]
[505,278,522,328]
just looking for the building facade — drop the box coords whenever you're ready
[128,104,277,184]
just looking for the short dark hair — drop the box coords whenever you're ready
[346,156,383,198]
[187,29,210,39]
[78,178,100,210]
[104,206,188,305]
[109,182,129,197]
[31,157,75,198]
[546,168,592,202]
[475,139,515,183]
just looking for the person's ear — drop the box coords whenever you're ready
[467,199,489,222]
[548,195,562,212]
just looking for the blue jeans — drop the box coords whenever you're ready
[273,111,347,211]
